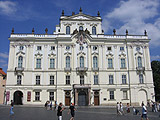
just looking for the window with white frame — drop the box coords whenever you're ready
[94,75,98,85]
[66,75,70,85]
[66,26,70,34]
[49,92,54,101]
[79,26,83,31]
[123,91,128,99]
[36,58,41,68]
[109,91,114,100]
[51,46,55,50]
[18,56,23,68]
[122,75,127,84]
[17,75,22,85]
[66,46,70,50]
[50,58,55,68]
[108,58,113,68]
[139,74,144,84]
[50,76,54,85]
[35,92,40,101]
[80,75,84,84]
[93,56,98,68]
[36,76,40,85]
[80,46,84,50]
[66,56,70,68]
[92,26,96,35]
[37,46,42,50]
[120,47,124,51]
[109,75,114,84]
[19,46,24,50]
[80,56,84,67]
[138,56,142,68]
[121,58,126,68]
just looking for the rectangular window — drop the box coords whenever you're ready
[35,92,40,101]
[80,75,84,85]
[50,58,55,68]
[139,74,144,84]
[36,76,40,85]
[109,75,114,84]
[107,47,112,51]
[120,47,124,51]
[49,92,54,101]
[66,75,70,85]
[121,58,126,68]
[51,46,55,50]
[110,91,114,100]
[123,91,128,99]
[37,46,42,50]
[94,75,98,85]
[50,76,54,85]
[17,75,22,85]
[36,58,41,68]
[122,75,127,84]
[108,58,113,68]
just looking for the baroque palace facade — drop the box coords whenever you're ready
[6,9,155,106]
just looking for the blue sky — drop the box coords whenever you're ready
[0,0,160,72]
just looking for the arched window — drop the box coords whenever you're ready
[80,56,84,67]
[79,26,83,31]
[92,26,96,35]
[93,56,98,68]
[66,26,70,34]
[66,56,70,68]
[138,56,142,67]
[18,56,23,68]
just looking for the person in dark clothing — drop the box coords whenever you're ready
[57,103,65,120]
[68,103,76,120]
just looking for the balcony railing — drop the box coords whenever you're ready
[136,67,145,71]
[64,67,71,72]
[15,67,24,72]
[92,67,99,72]
[76,67,88,72]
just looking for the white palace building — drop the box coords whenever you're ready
[6,8,155,106]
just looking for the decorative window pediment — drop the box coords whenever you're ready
[64,52,72,56]
[48,52,56,57]
[91,52,98,56]
[106,52,114,57]
[77,51,86,56]
[35,52,43,57]
[16,51,25,56]
[119,52,126,58]
[135,51,143,56]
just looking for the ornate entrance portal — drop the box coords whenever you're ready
[78,91,87,106]
[14,91,23,105]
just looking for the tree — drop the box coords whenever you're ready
[151,61,160,101]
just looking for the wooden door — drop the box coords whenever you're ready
[94,96,99,106]
[65,96,70,106]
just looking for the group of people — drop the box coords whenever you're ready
[150,101,160,112]
[116,102,125,115]
[44,101,76,120]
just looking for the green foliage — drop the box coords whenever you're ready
[151,61,160,101]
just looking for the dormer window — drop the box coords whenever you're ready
[92,26,96,35]
[107,47,112,51]
[79,26,83,31]
[66,26,70,34]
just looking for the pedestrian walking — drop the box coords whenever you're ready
[68,103,76,120]
[50,101,52,110]
[126,103,130,113]
[116,102,121,115]
[133,106,140,115]
[10,100,14,116]
[141,103,149,120]
[57,103,65,120]
[120,102,124,115]
[54,101,57,110]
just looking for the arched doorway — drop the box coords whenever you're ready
[78,91,87,106]
[14,91,23,105]
[138,89,148,106]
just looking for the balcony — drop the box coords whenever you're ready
[15,67,24,72]
[92,67,99,72]
[76,67,88,72]
[64,67,71,72]
[136,67,145,74]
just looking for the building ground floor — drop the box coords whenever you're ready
[5,84,155,106]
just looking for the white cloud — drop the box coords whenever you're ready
[151,55,160,61]
[0,59,6,63]
[0,52,8,58]
[102,0,160,47]
[2,64,8,67]
[0,1,17,15]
